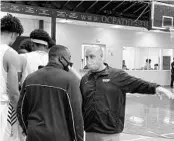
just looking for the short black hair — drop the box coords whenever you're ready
[146,59,151,63]
[19,39,32,52]
[1,14,24,35]
[30,29,51,44]
[49,45,68,60]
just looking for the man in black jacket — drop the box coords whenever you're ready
[171,57,174,88]
[17,45,84,141]
[80,47,174,141]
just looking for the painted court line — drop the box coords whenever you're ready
[160,132,174,138]
[123,136,150,141]
[161,133,174,136]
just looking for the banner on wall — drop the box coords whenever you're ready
[1,2,149,29]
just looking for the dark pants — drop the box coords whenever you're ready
[171,75,174,87]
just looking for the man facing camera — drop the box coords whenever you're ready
[80,47,174,141]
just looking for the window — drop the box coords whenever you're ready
[123,47,174,70]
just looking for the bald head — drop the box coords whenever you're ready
[85,47,103,59]
[48,45,72,71]
[49,45,70,60]
[85,46,105,72]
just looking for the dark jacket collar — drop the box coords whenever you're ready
[46,62,64,70]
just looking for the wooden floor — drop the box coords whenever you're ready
[120,87,174,141]
[120,133,174,141]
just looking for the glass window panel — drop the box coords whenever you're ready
[148,48,161,70]
[122,47,173,71]
[123,47,136,70]
[134,47,149,70]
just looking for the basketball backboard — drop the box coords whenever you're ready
[151,1,174,30]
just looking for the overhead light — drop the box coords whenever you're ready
[58,19,73,23]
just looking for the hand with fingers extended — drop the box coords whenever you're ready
[156,86,174,100]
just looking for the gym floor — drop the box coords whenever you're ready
[120,87,174,141]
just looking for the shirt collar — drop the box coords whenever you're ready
[46,62,64,70]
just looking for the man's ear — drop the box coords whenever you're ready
[100,53,104,61]
[58,56,62,62]
[59,56,66,64]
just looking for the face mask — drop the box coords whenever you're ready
[59,56,73,71]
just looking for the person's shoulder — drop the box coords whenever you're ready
[103,63,123,74]
[63,70,76,81]
[5,46,18,55]
[21,52,41,62]
[0,44,10,49]
[108,67,124,74]
[4,47,19,61]
[58,70,79,86]
[81,71,90,81]
[107,67,127,78]
[25,68,43,83]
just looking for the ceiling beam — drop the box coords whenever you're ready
[133,4,146,13]
[142,9,150,16]
[112,1,125,11]
[73,0,84,11]
[123,2,137,13]
[44,0,49,8]
[135,4,149,22]
[85,0,98,13]
[96,0,112,14]
[60,0,70,9]
[52,2,61,9]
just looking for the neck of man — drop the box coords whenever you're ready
[49,60,64,69]
[93,63,106,73]
[1,35,11,45]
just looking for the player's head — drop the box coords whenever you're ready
[30,29,51,51]
[49,45,72,71]
[18,39,33,54]
[1,14,24,45]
